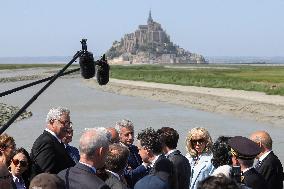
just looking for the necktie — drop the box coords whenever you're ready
[255,160,262,169]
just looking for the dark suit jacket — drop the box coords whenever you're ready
[135,155,173,189]
[105,172,128,189]
[128,144,142,169]
[243,168,268,189]
[30,130,75,178]
[124,144,146,188]
[149,154,174,188]
[256,151,283,189]
[66,144,80,163]
[124,163,149,188]
[149,154,172,175]
[134,174,170,189]
[167,150,191,189]
[58,163,110,189]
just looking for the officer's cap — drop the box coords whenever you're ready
[228,136,260,160]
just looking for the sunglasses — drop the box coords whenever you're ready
[12,159,28,167]
[191,139,206,144]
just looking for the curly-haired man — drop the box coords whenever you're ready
[135,127,173,188]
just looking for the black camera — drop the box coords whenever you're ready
[231,166,242,183]
[79,39,109,84]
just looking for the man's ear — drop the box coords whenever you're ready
[98,147,107,157]
[98,147,103,156]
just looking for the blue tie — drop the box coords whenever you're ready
[255,160,262,169]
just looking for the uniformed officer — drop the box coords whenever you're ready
[228,136,268,189]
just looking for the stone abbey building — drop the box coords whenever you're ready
[107,11,207,64]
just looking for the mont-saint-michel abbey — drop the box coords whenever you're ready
[106,11,207,64]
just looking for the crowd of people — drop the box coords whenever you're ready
[0,106,283,189]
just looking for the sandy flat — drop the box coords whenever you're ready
[84,78,284,126]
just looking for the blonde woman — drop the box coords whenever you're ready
[185,127,214,189]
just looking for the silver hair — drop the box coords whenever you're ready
[46,107,70,123]
[79,127,110,158]
[115,119,134,134]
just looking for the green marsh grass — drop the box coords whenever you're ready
[1,63,283,95]
[110,64,284,96]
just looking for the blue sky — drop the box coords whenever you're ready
[0,0,283,57]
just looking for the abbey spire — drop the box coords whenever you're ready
[147,10,153,24]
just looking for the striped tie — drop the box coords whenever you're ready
[255,160,262,169]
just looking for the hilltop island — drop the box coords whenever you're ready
[106,11,207,64]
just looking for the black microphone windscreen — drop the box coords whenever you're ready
[79,52,95,79]
[95,59,109,85]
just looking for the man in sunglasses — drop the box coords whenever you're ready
[30,107,75,179]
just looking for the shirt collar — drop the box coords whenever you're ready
[79,161,97,173]
[106,170,120,180]
[242,166,254,173]
[259,150,272,161]
[45,128,62,143]
[12,174,20,182]
[11,174,24,183]
[150,154,161,167]
[165,149,178,157]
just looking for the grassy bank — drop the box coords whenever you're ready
[0,64,66,70]
[110,64,284,96]
[1,63,284,96]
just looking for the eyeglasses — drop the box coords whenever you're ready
[56,120,72,127]
[12,159,28,167]
[191,139,205,145]
[0,174,12,180]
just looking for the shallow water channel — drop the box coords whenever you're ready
[1,77,283,163]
